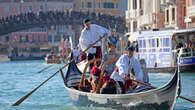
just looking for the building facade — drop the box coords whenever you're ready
[163,0,187,29]
[163,0,177,28]
[126,0,165,33]
[185,0,195,28]
[0,0,75,18]
[0,0,76,58]
[76,0,121,16]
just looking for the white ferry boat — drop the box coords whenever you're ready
[126,28,195,72]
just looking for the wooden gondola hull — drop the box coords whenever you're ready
[63,56,180,110]
[65,74,178,109]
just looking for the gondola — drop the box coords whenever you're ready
[61,54,181,110]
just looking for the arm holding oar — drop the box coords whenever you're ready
[12,32,108,106]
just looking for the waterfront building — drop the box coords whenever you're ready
[0,0,75,18]
[0,0,76,60]
[164,0,186,29]
[185,0,195,28]
[76,0,121,16]
[163,0,177,28]
[126,0,165,34]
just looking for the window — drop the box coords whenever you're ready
[152,39,155,47]
[88,2,92,8]
[103,2,114,8]
[166,9,169,23]
[140,0,142,9]
[128,22,131,32]
[133,21,137,32]
[40,5,44,12]
[156,38,159,47]
[38,36,40,42]
[98,0,101,8]
[163,38,170,47]
[19,36,22,43]
[32,36,35,42]
[148,39,152,48]
[160,38,163,47]
[26,35,29,42]
[28,6,33,12]
[4,36,9,42]
[94,1,96,8]
[184,6,186,16]
[54,35,61,42]
[4,6,9,14]
[48,35,52,42]
[116,2,118,8]
[133,0,137,9]
[139,40,142,48]
[172,8,175,21]
[82,0,85,8]
[143,40,146,48]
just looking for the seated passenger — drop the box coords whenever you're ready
[89,65,101,93]
[100,80,117,94]
[124,73,137,91]
[139,59,149,84]
[110,46,137,94]
[99,41,120,84]
[125,59,151,93]
[192,37,195,49]
[90,41,120,94]
[110,46,148,94]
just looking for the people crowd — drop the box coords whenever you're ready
[0,10,126,34]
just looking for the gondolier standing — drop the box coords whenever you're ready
[79,19,111,70]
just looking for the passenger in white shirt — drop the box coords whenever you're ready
[79,19,111,70]
[111,46,146,94]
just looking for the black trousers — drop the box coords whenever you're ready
[117,81,126,94]
[88,47,100,70]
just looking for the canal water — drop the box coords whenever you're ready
[0,60,194,110]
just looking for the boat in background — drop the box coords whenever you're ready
[126,28,195,73]
[0,44,10,62]
[0,55,10,62]
[45,53,61,64]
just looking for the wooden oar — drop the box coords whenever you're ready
[12,34,108,106]
[37,65,53,73]
[131,79,195,103]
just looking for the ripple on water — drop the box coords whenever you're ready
[0,61,195,110]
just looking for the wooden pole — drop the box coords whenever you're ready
[37,65,52,73]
